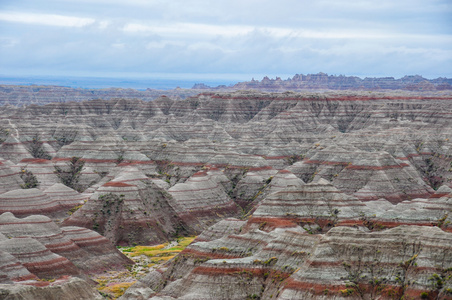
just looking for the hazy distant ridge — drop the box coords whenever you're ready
[1,73,451,106]
[0,85,201,106]
[194,73,452,91]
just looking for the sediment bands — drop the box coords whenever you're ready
[0,90,451,299]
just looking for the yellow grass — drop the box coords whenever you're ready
[96,236,197,299]
[120,236,196,258]
[99,281,136,299]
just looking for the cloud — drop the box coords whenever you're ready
[111,43,125,50]
[0,11,95,27]
[120,20,452,44]
[123,22,255,38]
[97,20,110,30]
[0,37,18,47]
[146,41,185,49]
[0,0,450,79]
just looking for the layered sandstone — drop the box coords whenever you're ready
[0,189,66,218]
[128,219,451,300]
[288,146,435,202]
[0,212,132,282]
[120,177,451,299]
[0,185,87,220]
[0,89,451,299]
[0,158,23,194]
[0,276,103,300]
[63,168,190,245]
[167,169,239,230]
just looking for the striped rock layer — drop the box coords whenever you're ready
[0,158,23,194]
[0,91,450,197]
[0,185,86,220]
[121,180,452,300]
[248,179,452,232]
[0,212,132,283]
[125,223,452,300]
[0,91,450,248]
[288,145,435,203]
[0,276,103,300]
[167,169,239,230]
[63,169,191,245]
[63,167,242,245]
[0,90,450,298]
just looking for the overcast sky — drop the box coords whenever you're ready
[0,0,451,81]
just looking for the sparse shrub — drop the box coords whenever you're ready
[265,176,273,184]
[98,291,113,299]
[54,135,75,149]
[436,213,450,229]
[420,291,429,299]
[340,288,355,297]
[0,127,9,143]
[359,212,386,231]
[291,250,307,256]
[194,257,209,264]
[27,134,51,159]
[20,168,39,189]
[282,265,295,273]
[428,268,452,298]
[54,156,84,191]
[285,154,304,165]
[253,259,262,265]
[263,257,278,266]
[67,201,85,215]
[116,151,124,164]
[421,157,443,190]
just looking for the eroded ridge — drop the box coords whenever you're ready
[0,90,451,299]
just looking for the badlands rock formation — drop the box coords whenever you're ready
[63,167,190,245]
[0,212,131,299]
[2,74,450,106]
[0,187,86,219]
[0,88,451,299]
[0,84,203,106]
[0,91,450,239]
[0,276,103,300]
[227,73,452,92]
[0,212,132,277]
[121,182,452,299]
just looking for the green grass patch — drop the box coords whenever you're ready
[118,236,196,259]
[99,281,136,299]
[97,237,197,299]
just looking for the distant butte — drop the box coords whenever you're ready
[194,73,452,92]
[0,73,451,106]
